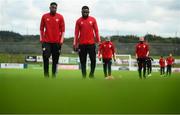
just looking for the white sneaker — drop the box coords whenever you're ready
[148,74,152,77]
[109,76,114,80]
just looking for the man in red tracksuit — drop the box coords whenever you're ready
[135,37,149,79]
[98,37,116,79]
[159,56,166,76]
[40,2,65,77]
[73,6,101,78]
[166,53,175,76]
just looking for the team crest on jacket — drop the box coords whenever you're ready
[56,18,59,22]
[80,21,83,25]
[46,18,50,21]
[89,21,93,25]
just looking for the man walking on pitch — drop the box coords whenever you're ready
[135,37,149,79]
[166,53,175,76]
[98,36,116,79]
[40,2,65,77]
[73,6,101,78]
[159,56,165,76]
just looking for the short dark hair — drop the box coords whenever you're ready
[50,2,57,6]
[82,6,89,10]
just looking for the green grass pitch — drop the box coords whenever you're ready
[0,68,180,114]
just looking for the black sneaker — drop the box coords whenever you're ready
[89,74,94,78]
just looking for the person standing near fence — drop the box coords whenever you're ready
[40,2,65,77]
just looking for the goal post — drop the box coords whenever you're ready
[114,54,132,71]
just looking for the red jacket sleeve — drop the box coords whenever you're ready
[74,20,79,46]
[159,59,161,65]
[60,16,65,33]
[93,19,101,43]
[146,44,149,56]
[111,42,115,56]
[60,16,65,44]
[98,43,102,58]
[40,15,45,42]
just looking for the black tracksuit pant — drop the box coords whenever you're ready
[166,65,172,76]
[137,57,147,78]
[103,58,112,77]
[147,63,152,75]
[42,43,61,77]
[78,44,96,78]
[160,67,165,75]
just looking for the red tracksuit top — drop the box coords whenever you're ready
[136,42,149,58]
[98,41,115,59]
[159,58,165,67]
[74,16,100,46]
[166,56,175,65]
[40,13,65,43]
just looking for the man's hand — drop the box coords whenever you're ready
[98,54,102,61]
[59,43,63,46]
[113,55,116,62]
[97,41,101,45]
[73,45,78,52]
[113,58,116,62]
[135,53,139,59]
[136,58,139,63]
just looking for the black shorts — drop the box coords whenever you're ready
[42,42,61,58]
